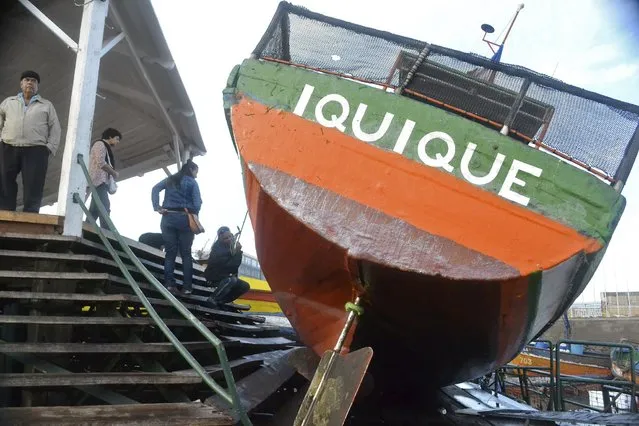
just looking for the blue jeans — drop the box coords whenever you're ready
[160,213,194,291]
[88,183,110,229]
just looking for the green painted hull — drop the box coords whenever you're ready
[229,59,625,245]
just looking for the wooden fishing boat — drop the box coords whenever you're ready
[223,2,639,388]
[509,344,611,378]
[610,343,639,384]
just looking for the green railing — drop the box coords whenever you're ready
[501,340,638,414]
[74,154,251,425]
[555,339,637,413]
[502,339,556,410]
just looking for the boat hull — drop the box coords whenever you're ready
[226,60,624,387]
[241,157,599,386]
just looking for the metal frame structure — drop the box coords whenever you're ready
[15,0,186,237]
[498,340,638,416]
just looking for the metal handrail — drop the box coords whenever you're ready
[74,154,251,425]
[555,339,637,413]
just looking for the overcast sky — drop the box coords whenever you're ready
[51,0,639,304]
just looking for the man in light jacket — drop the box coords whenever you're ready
[0,70,61,212]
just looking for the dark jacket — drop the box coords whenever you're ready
[204,240,242,285]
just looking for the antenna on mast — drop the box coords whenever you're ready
[480,3,524,57]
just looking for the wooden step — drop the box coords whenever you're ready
[222,336,297,348]
[207,349,298,415]
[0,271,110,281]
[0,372,203,387]
[0,336,294,353]
[0,290,132,303]
[0,248,208,285]
[0,341,214,354]
[0,290,266,324]
[0,315,280,336]
[176,357,265,379]
[0,249,96,263]
[0,315,215,327]
[0,402,233,425]
[0,232,208,282]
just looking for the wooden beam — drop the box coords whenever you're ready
[0,211,62,226]
[0,290,266,325]
[0,315,214,327]
[0,249,96,262]
[221,336,296,348]
[0,347,137,405]
[0,372,203,387]
[0,291,133,302]
[0,316,277,335]
[0,341,213,354]
[206,349,297,414]
[0,403,233,425]
[0,271,110,281]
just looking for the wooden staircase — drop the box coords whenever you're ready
[0,213,302,424]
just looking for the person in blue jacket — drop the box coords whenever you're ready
[151,159,201,295]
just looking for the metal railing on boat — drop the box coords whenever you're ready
[75,154,251,425]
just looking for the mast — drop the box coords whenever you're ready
[480,3,525,61]
[501,4,525,48]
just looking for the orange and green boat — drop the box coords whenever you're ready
[223,2,639,388]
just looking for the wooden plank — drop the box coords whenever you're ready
[0,291,267,324]
[0,249,95,262]
[176,358,264,378]
[0,271,110,281]
[222,336,296,347]
[0,315,215,327]
[74,237,209,284]
[0,347,138,405]
[206,349,297,414]
[174,297,266,324]
[0,372,203,387]
[0,341,213,354]
[213,321,280,335]
[0,222,59,236]
[0,231,206,281]
[228,302,251,311]
[0,232,76,243]
[0,315,277,335]
[0,291,132,302]
[0,403,233,425]
[0,211,62,226]
[81,225,207,273]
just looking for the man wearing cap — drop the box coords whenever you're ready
[0,70,61,212]
[204,226,251,306]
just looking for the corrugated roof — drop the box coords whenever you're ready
[0,0,204,207]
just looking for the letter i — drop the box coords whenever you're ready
[293,84,315,116]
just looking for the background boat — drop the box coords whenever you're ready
[510,342,611,378]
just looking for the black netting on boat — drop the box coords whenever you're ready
[253,1,639,182]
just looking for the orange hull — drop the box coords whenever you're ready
[232,98,604,385]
